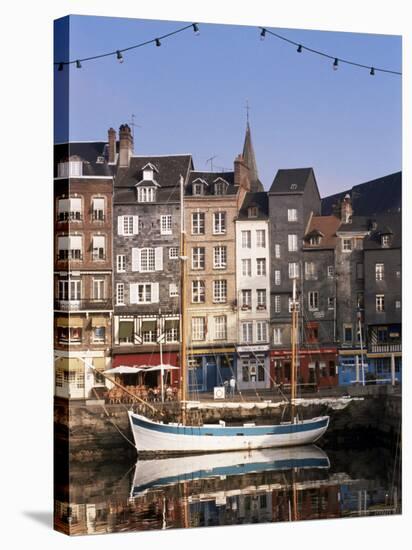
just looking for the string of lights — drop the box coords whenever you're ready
[55,22,200,70]
[259,27,402,76]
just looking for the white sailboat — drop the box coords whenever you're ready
[128,176,329,455]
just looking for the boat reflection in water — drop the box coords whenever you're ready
[54,444,400,535]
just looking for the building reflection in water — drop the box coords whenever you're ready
[54,444,401,535]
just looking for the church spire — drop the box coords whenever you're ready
[242,118,263,192]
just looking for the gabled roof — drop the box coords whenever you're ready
[186,171,237,196]
[115,154,193,189]
[54,141,117,177]
[321,172,401,216]
[303,215,341,249]
[269,167,316,195]
[238,192,269,220]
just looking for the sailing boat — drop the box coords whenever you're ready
[128,176,329,455]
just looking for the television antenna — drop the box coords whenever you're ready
[206,155,218,172]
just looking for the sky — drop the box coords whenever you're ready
[54,15,402,197]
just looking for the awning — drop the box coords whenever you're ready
[56,316,83,328]
[145,364,179,372]
[103,366,141,375]
[165,319,179,329]
[93,235,105,248]
[55,357,83,371]
[119,321,134,339]
[93,358,106,371]
[142,320,157,330]
[93,197,105,210]
[91,316,108,327]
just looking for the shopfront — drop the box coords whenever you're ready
[187,349,236,393]
[236,345,270,390]
[112,352,180,388]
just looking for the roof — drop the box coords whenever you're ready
[186,170,237,196]
[54,141,117,178]
[238,192,269,220]
[337,215,371,233]
[242,123,263,192]
[115,154,193,188]
[303,215,341,249]
[321,172,401,216]
[363,213,401,250]
[269,168,316,194]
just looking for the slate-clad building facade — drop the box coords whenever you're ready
[112,124,192,386]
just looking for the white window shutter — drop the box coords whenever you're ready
[130,283,138,304]
[117,216,124,236]
[151,283,159,303]
[132,248,141,272]
[133,215,139,235]
[155,247,163,271]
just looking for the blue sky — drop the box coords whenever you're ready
[54,15,401,196]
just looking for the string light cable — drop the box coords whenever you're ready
[55,22,200,70]
[259,27,401,76]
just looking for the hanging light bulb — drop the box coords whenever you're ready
[116,50,124,63]
[260,28,266,41]
[192,23,200,35]
[297,44,302,53]
[57,63,64,71]
[370,67,375,76]
[76,60,82,69]
[155,38,161,47]
[333,58,339,71]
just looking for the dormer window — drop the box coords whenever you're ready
[58,160,83,178]
[142,163,158,182]
[213,178,228,195]
[309,235,321,246]
[193,183,204,196]
[248,207,258,218]
[381,235,390,248]
[138,187,156,203]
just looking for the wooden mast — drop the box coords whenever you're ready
[179,174,188,424]
[290,277,297,422]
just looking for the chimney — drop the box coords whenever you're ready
[108,127,116,164]
[234,154,251,191]
[119,124,133,168]
[341,193,353,223]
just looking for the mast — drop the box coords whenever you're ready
[290,278,298,422]
[179,174,188,424]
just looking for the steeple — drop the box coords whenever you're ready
[242,121,263,192]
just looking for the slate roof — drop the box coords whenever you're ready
[54,141,117,178]
[303,215,341,249]
[116,155,193,189]
[363,213,401,250]
[186,170,237,196]
[238,192,269,220]
[269,168,315,194]
[242,123,264,192]
[321,172,401,216]
[337,216,371,233]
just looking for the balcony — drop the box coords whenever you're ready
[54,299,112,311]
[369,343,402,354]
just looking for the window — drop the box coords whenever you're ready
[274,295,281,313]
[93,326,106,343]
[275,244,280,258]
[140,248,156,272]
[192,247,205,270]
[288,297,300,313]
[116,283,125,305]
[241,289,252,308]
[273,328,282,345]
[288,234,298,251]
[256,258,266,276]
[213,212,226,234]
[66,327,82,343]
[192,212,205,235]
[118,320,133,343]
[241,230,251,248]
[396,270,401,279]
[241,259,251,277]
[57,160,83,177]
[137,187,155,203]
[288,209,297,222]
[288,262,299,279]
[169,247,179,259]
[92,279,105,301]
[376,294,385,312]
[343,325,352,343]
[308,291,319,311]
[58,279,81,302]
[213,246,227,269]
[57,198,82,221]
[274,270,281,285]
[328,297,335,310]
[92,235,105,260]
[381,235,390,248]
[214,181,226,195]
[169,283,178,297]
[256,230,266,248]
[248,206,258,218]
[160,215,172,235]
[142,167,154,181]
[214,316,227,340]
[192,280,205,303]
[165,320,179,343]
[356,263,364,280]
[305,262,317,280]
[354,238,363,250]
[327,265,334,278]
[213,280,227,303]
[309,235,321,246]
[395,300,401,309]
[118,215,138,236]
[192,182,204,196]
[256,322,268,342]
[92,198,105,221]
[137,284,152,303]
[306,324,319,342]
[375,263,384,281]
[142,320,157,343]
[58,235,82,260]
[342,238,352,252]
[257,289,267,309]
[117,254,126,273]
[192,317,205,341]
[356,292,364,310]
[242,322,253,343]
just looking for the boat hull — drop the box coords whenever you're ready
[128,412,330,455]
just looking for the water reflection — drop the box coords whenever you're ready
[54,444,401,535]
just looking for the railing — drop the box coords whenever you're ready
[57,251,83,261]
[54,299,112,311]
[369,343,402,353]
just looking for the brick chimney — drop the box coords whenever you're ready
[234,154,251,191]
[341,193,353,223]
[119,124,133,168]
[108,127,116,164]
